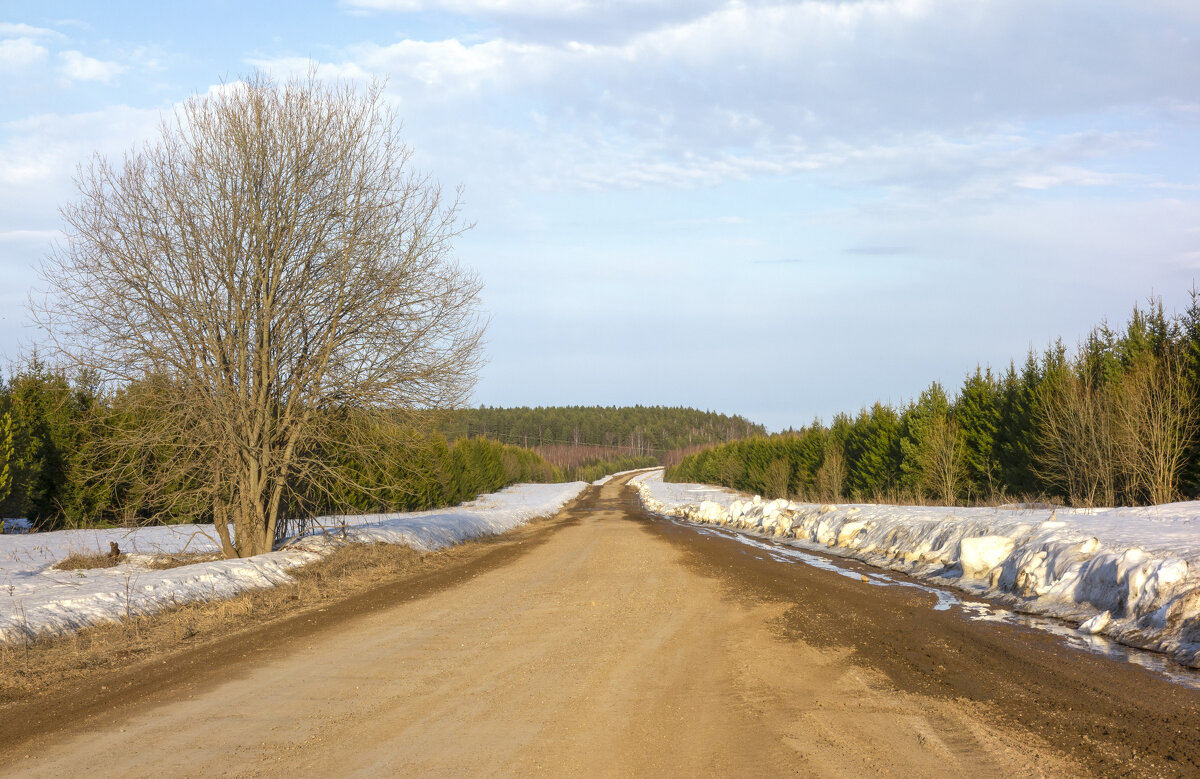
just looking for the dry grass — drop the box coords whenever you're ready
[146,552,223,570]
[0,541,427,702]
[52,551,126,571]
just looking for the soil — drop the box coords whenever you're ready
[2,473,1198,777]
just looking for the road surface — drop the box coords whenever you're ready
[3,473,1199,776]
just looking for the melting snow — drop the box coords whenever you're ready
[631,470,1200,669]
[0,482,587,645]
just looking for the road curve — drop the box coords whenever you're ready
[3,474,1198,777]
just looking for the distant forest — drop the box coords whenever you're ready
[1,376,764,529]
[670,294,1200,509]
[440,405,765,467]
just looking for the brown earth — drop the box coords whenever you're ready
[2,473,1199,777]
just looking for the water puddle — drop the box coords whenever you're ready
[677,519,1200,691]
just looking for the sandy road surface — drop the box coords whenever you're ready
[3,475,1199,776]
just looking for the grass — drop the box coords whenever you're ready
[52,551,126,570]
[146,552,222,570]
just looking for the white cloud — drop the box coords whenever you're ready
[243,57,372,83]
[0,104,162,203]
[297,0,1200,145]
[0,22,60,38]
[345,0,594,14]
[0,228,61,243]
[341,0,732,44]
[58,49,127,83]
[0,37,47,67]
[252,0,1199,203]
[1013,167,1117,190]
[0,102,163,360]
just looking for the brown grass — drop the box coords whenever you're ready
[52,552,126,570]
[0,540,428,702]
[146,552,223,570]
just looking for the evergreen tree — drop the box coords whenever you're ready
[1178,286,1200,496]
[898,382,952,498]
[1080,321,1122,387]
[955,367,1001,499]
[846,403,901,499]
[2,359,79,524]
[668,291,1200,508]
[0,411,12,505]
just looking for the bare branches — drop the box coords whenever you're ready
[1035,353,1198,507]
[1112,354,1200,505]
[36,71,484,557]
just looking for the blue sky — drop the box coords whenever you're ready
[2,0,1199,431]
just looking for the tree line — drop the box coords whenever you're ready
[669,294,1200,508]
[0,363,679,530]
[441,405,765,459]
[0,360,564,531]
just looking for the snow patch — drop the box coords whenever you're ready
[1,518,31,534]
[0,481,587,645]
[591,467,659,486]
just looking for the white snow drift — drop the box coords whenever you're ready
[0,481,587,645]
[631,470,1200,668]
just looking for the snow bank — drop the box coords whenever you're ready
[630,471,1200,667]
[0,481,587,645]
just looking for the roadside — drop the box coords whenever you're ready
[0,491,588,744]
[633,470,1200,669]
[643,510,1200,775]
[1,482,587,648]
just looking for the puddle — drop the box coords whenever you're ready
[676,519,1200,691]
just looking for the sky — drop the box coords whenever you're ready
[1,0,1199,431]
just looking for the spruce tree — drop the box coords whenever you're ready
[898,382,952,499]
[955,367,1001,500]
[1177,287,1200,496]
[846,403,901,499]
[996,354,1040,496]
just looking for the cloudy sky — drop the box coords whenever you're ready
[2,1,1199,430]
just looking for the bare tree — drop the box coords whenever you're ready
[1112,354,1199,505]
[763,458,790,499]
[815,443,846,502]
[36,71,484,557]
[920,414,966,506]
[1034,368,1118,507]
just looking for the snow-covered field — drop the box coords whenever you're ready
[631,470,1200,668]
[1,481,587,645]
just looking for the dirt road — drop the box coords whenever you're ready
[4,475,1200,777]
